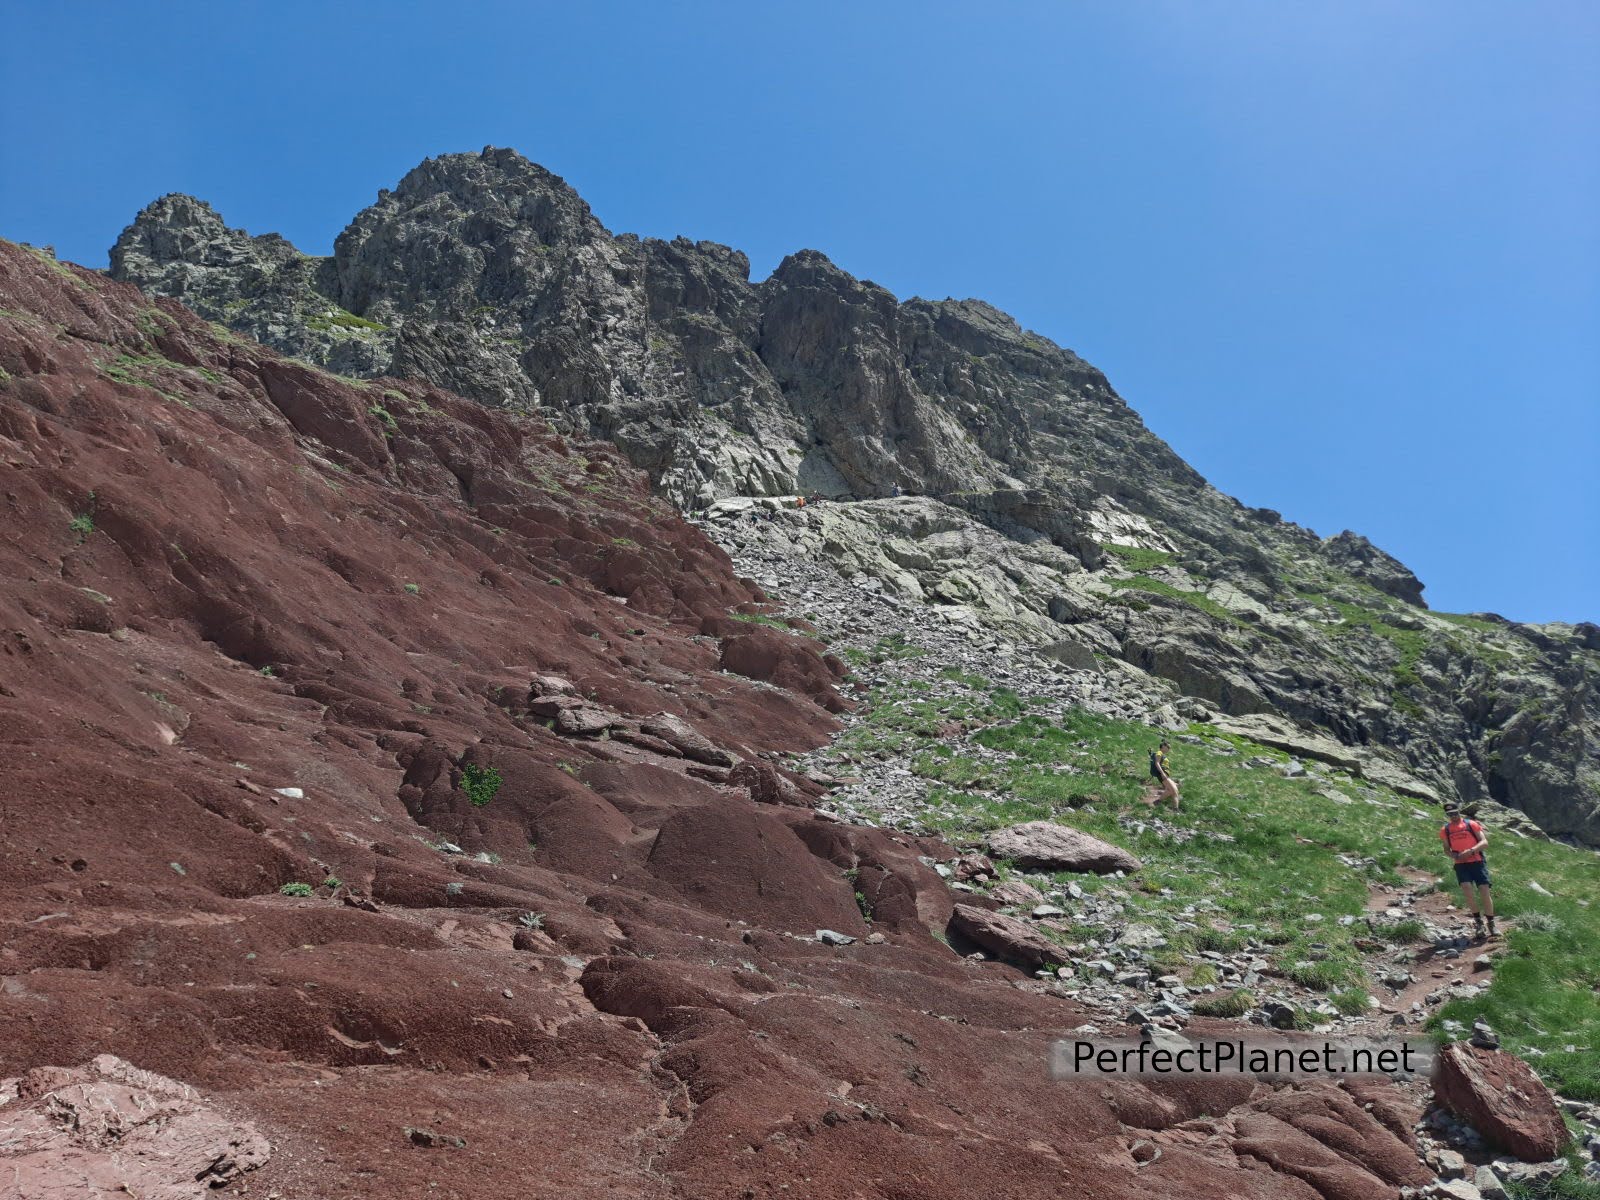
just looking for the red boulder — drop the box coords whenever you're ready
[1433,1043,1567,1162]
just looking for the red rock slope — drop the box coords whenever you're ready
[0,241,1430,1199]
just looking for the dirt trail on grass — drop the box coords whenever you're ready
[1351,869,1504,1036]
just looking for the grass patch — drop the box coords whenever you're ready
[1103,543,1176,571]
[1194,989,1254,1018]
[1371,917,1426,943]
[872,632,926,661]
[1106,576,1245,627]
[1330,987,1372,1016]
[368,403,399,434]
[98,352,206,406]
[1299,585,1434,693]
[728,611,791,631]
[1431,610,1504,635]
[840,684,1600,1097]
[307,307,387,333]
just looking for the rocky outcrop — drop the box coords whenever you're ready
[108,194,389,379]
[1433,1044,1568,1162]
[104,148,1600,846]
[948,903,1062,969]
[985,821,1142,874]
[1322,530,1427,607]
[0,1055,269,1198]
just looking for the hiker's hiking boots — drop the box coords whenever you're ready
[1472,914,1486,942]
[1486,916,1498,939]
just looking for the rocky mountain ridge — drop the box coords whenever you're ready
[106,147,1600,845]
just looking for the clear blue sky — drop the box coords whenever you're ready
[3,2,1595,622]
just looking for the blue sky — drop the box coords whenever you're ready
[2,1,1595,622]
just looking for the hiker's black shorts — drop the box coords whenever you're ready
[1453,861,1491,887]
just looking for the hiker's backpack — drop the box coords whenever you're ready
[1149,750,1163,780]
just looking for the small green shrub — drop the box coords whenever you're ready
[279,882,313,898]
[1284,958,1353,992]
[322,876,341,889]
[1194,989,1254,1018]
[1373,918,1426,943]
[1517,911,1564,934]
[460,763,503,808]
[403,582,421,595]
[518,911,545,929]
[69,501,96,542]
[1191,927,1249,954]
[368,403,399,434]
[1331,987,1372,1016]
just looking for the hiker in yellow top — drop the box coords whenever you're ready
[1147,740,1180,811]
[1440,804,1496,941]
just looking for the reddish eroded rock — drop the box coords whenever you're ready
[1341,1077,1425,1148]
[989,878,1047,908]
[951,849,997,881]
[1230,1103,1429,1200]
[0,1054,269,1198]
[949,903,1063,969]
[719,627,850,712]
[728,758,811,807]
[787,817,955,938]
[986,820,1143,874]
[646,799,869,935]
[639,711,738,765]
[1246,1086,1433,1192]
[1434,1043,1568,1161]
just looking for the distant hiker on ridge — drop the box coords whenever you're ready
[1441,805,1496,940]
[1147,739,1180,811]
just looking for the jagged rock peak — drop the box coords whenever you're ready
[366,145,609,243]
[1323,529,1428,608]
[110,193,306,278]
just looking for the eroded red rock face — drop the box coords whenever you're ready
[0,243,1427,1197]
[1433,1044,1568,1162]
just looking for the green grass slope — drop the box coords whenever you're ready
[832,677,1600,1102]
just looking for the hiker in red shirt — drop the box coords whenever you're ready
[1440,805,1495,941]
